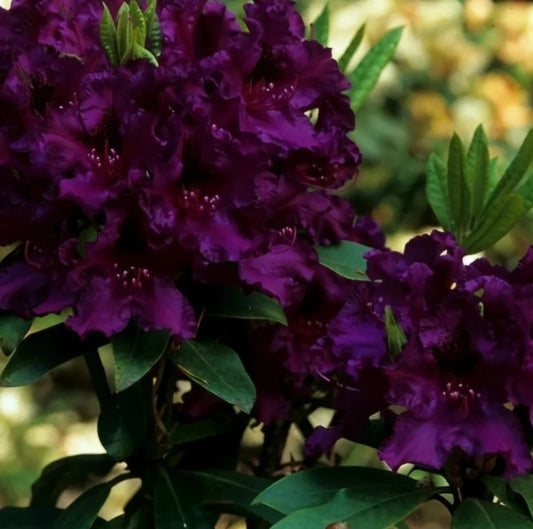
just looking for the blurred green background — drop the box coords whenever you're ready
[1,0,533,526]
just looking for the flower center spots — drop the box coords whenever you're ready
[87,140,120,181]
[294,159,340,188]
[178,189,220,217]
[24,241,54,271]
[442,380,481,415]
[113,263,151,290]
[273,226,296,247]
[243,79,296,111]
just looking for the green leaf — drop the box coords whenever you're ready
[347,26,403,111]
[315,240,371,280]
[112,324,169,392]
[311,4,329,46]
[465,124,490,226]
[169,416,231,445]
[265,483,437,529]
[447,133,471,242]
[53,483,112,529]
[253,466,428,515]
[487,128,533,207]
[100,3,118,66]
[0,314,32,356]
[516,174,533,210]
[31,454,116,508]
[146,8,162,56]
[0,324,88,387]
[452,498,533,529]
[98,376,152,460]
[426,153,453,230]
[133,43,159,65]
[508,474,533,519]
[129,0,146,43]
[338,23,366,73]
[169,340,256,413]
[384,306,406,359]
[153,472,189,529]
[116,3,132,62]
[0,507,57,529]
[464,193,524,254]
[206,286,287,325]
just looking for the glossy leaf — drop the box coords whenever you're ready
[169,416,231,445]
[509,474,533,519]
[465,124,490,225]
[153,472,190,529]
[0,314,31,356]
[31,454,115,508]
[54,482,112,529]
[0,324,87,387]
[206,286,287,325]
[112,324,169,392]
[315,240,371,280]
[100,3,118,66]
[426,153,453,230]
[98,376,152,460]
[169,340,256,413]
[464,193,524,254]
[311,4,329,46]
[338,23,366,72]
[347,26,403,111]
[266,483,437,529]
[447,133,470,241]
[452,498,533,529]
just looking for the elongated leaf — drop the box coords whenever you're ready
[315,240,371,280]
[54,483,112,529]
[516,173,533,210]
[129,0,146,43]
[169,416,231,445]
[338,23,366,72]
[465,124,490,225]
[254,466,424,515]
[487,128,533,207]
[464,193,524,254]
[112,324,169,392]
[452,498,533,529]
[384,306,406,358]
[169,340,256,413]
[311,4,329,46]
[509,474,533,519]
[98,376,152,460]
[133,43,158,65]
[0,314,31,356]
[447,133,470,241]
[100,3,118,66]
[0,324,88,387]
[206,286,287,325]
[31,454,115,508]
[147,10,162,56]
[153,472,189,529]
[426,153,452,230]
[347,26,403,111]
[268,484,437,529]
[0,507,57,528]
[117,3,132,62]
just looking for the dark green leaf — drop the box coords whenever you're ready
[31,454,116,508]
[0,507,57,529]
[315,240,371,280]
[465,124,490,226]
[0,314,32,356]
[0,324,87,387]
[169,416,231,445]
[509,474,533,519]
[347,26,403,111]
[133,43,158,65]
[483,476,530,518]
[153,472,189,529]
[98,376,152,460]
[169,340,256,413]
[426,153,453,230]
[311,4,329,46]
[487,128,533,207]
[146,6,162,56]
[206,286,287,325]
[267,484,437,529]
[100,3,118,66]
[452,498,533,529]
[516,174,533,210]
[338,23,366,73]
[112,324,169,392]
[384,306,407,358]
[54,483,111,529]
[464,193,524,254]
[447,133,470,242]
[253,466,426,515]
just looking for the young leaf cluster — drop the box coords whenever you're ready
[100,0,162,67]
[426,126,533,253]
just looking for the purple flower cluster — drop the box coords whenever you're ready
[0,0,363,339]
[305,231,533,478]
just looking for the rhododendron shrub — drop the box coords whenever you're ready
[2,1,533,528]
